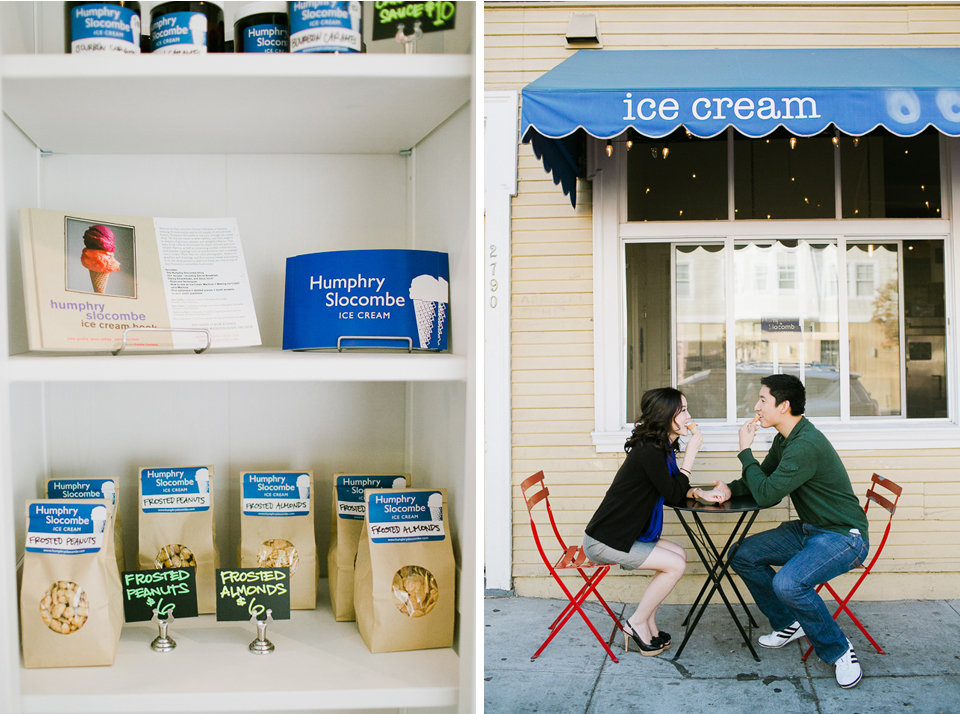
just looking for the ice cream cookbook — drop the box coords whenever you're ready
[18,208,261,352]
[283,249,450,351]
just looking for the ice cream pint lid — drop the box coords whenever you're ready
[235,1,286,21]
[47,479,117,509]
[242,472,311,517]
[65,2,142,54]
[289,1,362,53]
[366,489,445,543]
[141,466,212,513]
[282,249,450,351]
[26,500,109,555]
[335,474,407,520]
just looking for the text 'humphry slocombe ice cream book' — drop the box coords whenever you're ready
[19,208,261,352]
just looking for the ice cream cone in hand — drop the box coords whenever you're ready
[80,225,120,294]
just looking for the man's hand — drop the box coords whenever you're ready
[712,480,732,503]
[739,417,758,452]
[694,488,724,503]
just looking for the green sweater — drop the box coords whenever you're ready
[730,417,868,538]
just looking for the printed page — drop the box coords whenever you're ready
[153,217,261,350]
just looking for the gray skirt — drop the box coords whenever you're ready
[583,533,657,571]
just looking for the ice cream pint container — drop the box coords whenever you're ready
[288,1,362,53]
[282,249,450,351]
[329,473,409,621]
[45,477,126,571]
[235,2,289,52]
[64,2,142,54]
[150,1,224,53]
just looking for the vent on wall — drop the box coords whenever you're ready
[565,12,602,49]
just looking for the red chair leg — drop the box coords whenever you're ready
[547,569,623,632]
[532,567,620,663]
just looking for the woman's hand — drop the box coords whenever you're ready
[711,480,732,503]
[684,422,703,457]
[695,488,724,503]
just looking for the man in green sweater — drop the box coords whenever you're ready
[715,374,869,689]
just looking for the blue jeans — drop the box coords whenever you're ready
[731,521,869,664]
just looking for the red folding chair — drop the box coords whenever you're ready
[802,473,903,661]
[520,471,624,662]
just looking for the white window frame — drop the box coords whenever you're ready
[590,135,960,452]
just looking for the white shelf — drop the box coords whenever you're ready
[1,54,472,154]
[7,349,468,382]
[20,581,459,713]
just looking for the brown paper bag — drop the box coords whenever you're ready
[354,488,455,653]
[138,466,219,614]
[45,477,125,572]
[328,473,409,621]
[239,470,316,609]
[21,499,123,668]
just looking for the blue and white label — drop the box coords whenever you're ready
[367,490,444,543]
[141,467,211,513]
[242,472,310,516]
[289,1,362,53]
[26,503,108,555]
[151,11,207,54]
[336,474,406,520]
[48,479,117,509]
[282,249,450,351]
[243,23,289,52]
[70,4,141,54]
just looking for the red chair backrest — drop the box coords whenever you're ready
[860,473,902,573]
[520,470,569,553]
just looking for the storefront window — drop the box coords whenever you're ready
[626,128,727,222]
[840,128,942,218]
[734,128,836,220]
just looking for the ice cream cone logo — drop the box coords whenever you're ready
[101,480,116,508]
[195,468,210,494]
[392,477,407,490]
[80,224,120,294]
[297,474,311,500]
[409,275,449,350]
[428,492,443,522]
[91,505,108,535]
[349,2,361,31]
[189,13,207,46]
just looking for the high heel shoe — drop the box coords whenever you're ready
[621,620,664,656]
[652,631,672,649]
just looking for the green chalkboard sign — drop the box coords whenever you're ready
[215,568,291,621]
[121,568,198,622]
[371,1,456,41]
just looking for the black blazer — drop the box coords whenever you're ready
[585,441,691,553]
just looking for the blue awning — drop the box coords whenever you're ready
[521,48,960,206]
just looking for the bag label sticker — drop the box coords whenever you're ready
[48,479,117,508]
[242,473,310,516]
[27,502,107,554]
[367,490,444,542]
[141,467,211,513]
[336,474,406,520]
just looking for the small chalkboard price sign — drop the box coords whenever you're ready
[215,568,291,621]
[122,569,198,623]
[371,1,456,41]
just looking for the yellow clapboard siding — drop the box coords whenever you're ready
[512,332,594,347]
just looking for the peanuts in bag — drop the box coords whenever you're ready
[21,499,123,668]
[138,466,219,613]
[239,471,317,609]
[328,473,409,621]
[354,488,455,653]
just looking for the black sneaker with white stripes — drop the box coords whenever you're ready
[758,621,805,648]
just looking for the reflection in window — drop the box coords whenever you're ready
[840,127,941,218]
[848,244,899,416]
[734,127,836,220]
[734,241,840,418]
[625,243,672,422]
[626,128,727,221]
[904,240,947,417]
[675,245,726,419]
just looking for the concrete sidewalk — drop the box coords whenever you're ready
[484,594,960,714]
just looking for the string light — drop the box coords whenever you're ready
[921,185,925,191]
[790,137,797,149]
[662,147,670,159]
[651,147,658,158]
[626,138,633,151]
[606,141,613,157]
[832,136,839,147]
[853,137,860,147]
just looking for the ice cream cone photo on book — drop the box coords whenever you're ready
[65,217,136,298]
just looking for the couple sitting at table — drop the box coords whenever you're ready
[582,375,868,689]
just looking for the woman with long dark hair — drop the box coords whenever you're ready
[583,387,723,656]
